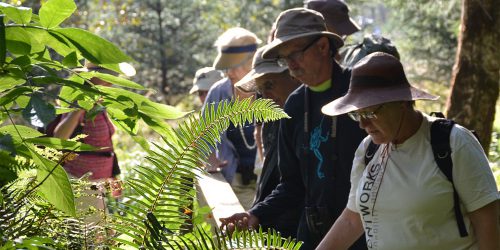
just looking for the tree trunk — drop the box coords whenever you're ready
[445,0,500,153]
[155,0,169,102]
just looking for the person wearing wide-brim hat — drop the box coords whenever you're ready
[222,46,302,238]
[189,67,223,104]
[221,8,368,250]
[235,45,301,107]
[304,0,400,69]
[202,27,262,211]
[317,52,499,249]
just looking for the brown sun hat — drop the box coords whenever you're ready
[189,67,224,94]
[213,27,261,70]
[262,8,344,59]
[304,0,360,36]
[321,52,439,116]
[234,45,288,93]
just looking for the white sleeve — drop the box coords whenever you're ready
[450,125,499,212]
[347,136,372,212]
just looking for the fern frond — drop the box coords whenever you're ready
[111,98,290,249]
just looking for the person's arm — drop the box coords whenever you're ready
[468,200,499,250]
[53,110,85,139]
[316,208,364,250]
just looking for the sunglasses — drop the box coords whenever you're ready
[348,104,385,122]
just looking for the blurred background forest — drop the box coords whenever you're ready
[7,0,499,161]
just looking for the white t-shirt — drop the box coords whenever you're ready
[347,114,499,250]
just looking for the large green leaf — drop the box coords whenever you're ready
[0,74,26,92]
[109,117,139,135]
[98,86,188,119]
[22,93,56,128]
[39,0,76,29]
[53,28,132,64]
[28,28,74,57]
[139,113,177,143]
[30,148,75,216]
[0,3,32,24]
[61,51,78,68]
[0,125,43,141]
[78,71,146,90]
[58,85,84,107]
[5,27,31,55]
[25,137,99,151]
[140,100,189,120]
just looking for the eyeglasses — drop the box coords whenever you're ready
[277,37,321,67]
[348,104,385,122]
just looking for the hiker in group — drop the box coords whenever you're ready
[317,52,499,250]
[189,67,223,104]
[305,0,399,67]
[219,8,367,250]
[202,27,261,210]
[54,62,122,224]
[226,45,302,238]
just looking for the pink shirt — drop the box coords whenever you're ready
[64,111,115,179]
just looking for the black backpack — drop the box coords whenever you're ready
[340,34,400,68]
[364,113,474,238]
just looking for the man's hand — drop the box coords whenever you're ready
[206,153,228,173]
[219,212,260,234]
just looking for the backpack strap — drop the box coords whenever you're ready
[364,140,380,166]
[430,119,468,237]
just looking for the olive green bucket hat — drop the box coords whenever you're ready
[263,8,344,59]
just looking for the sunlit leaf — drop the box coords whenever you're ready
[79,71,146,90]
[5,27,31,55]
[53,28,132,64]
[29,28,75,57]
[0,74,26,92]
[0,125,43,141]
[62,51,78,68]
[30,148,75,216]
[39,0,76,29]
[0,3,32,24]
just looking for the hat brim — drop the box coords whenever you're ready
[189,85,200,94]
[321,85,439,116]
[235,64,288,93]
[326,17,360,36]
[262,31,344,59]
[190,79,218,94]
[213,52,254,70]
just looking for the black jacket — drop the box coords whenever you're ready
[252,120,302,238]
[249,63,367,250]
